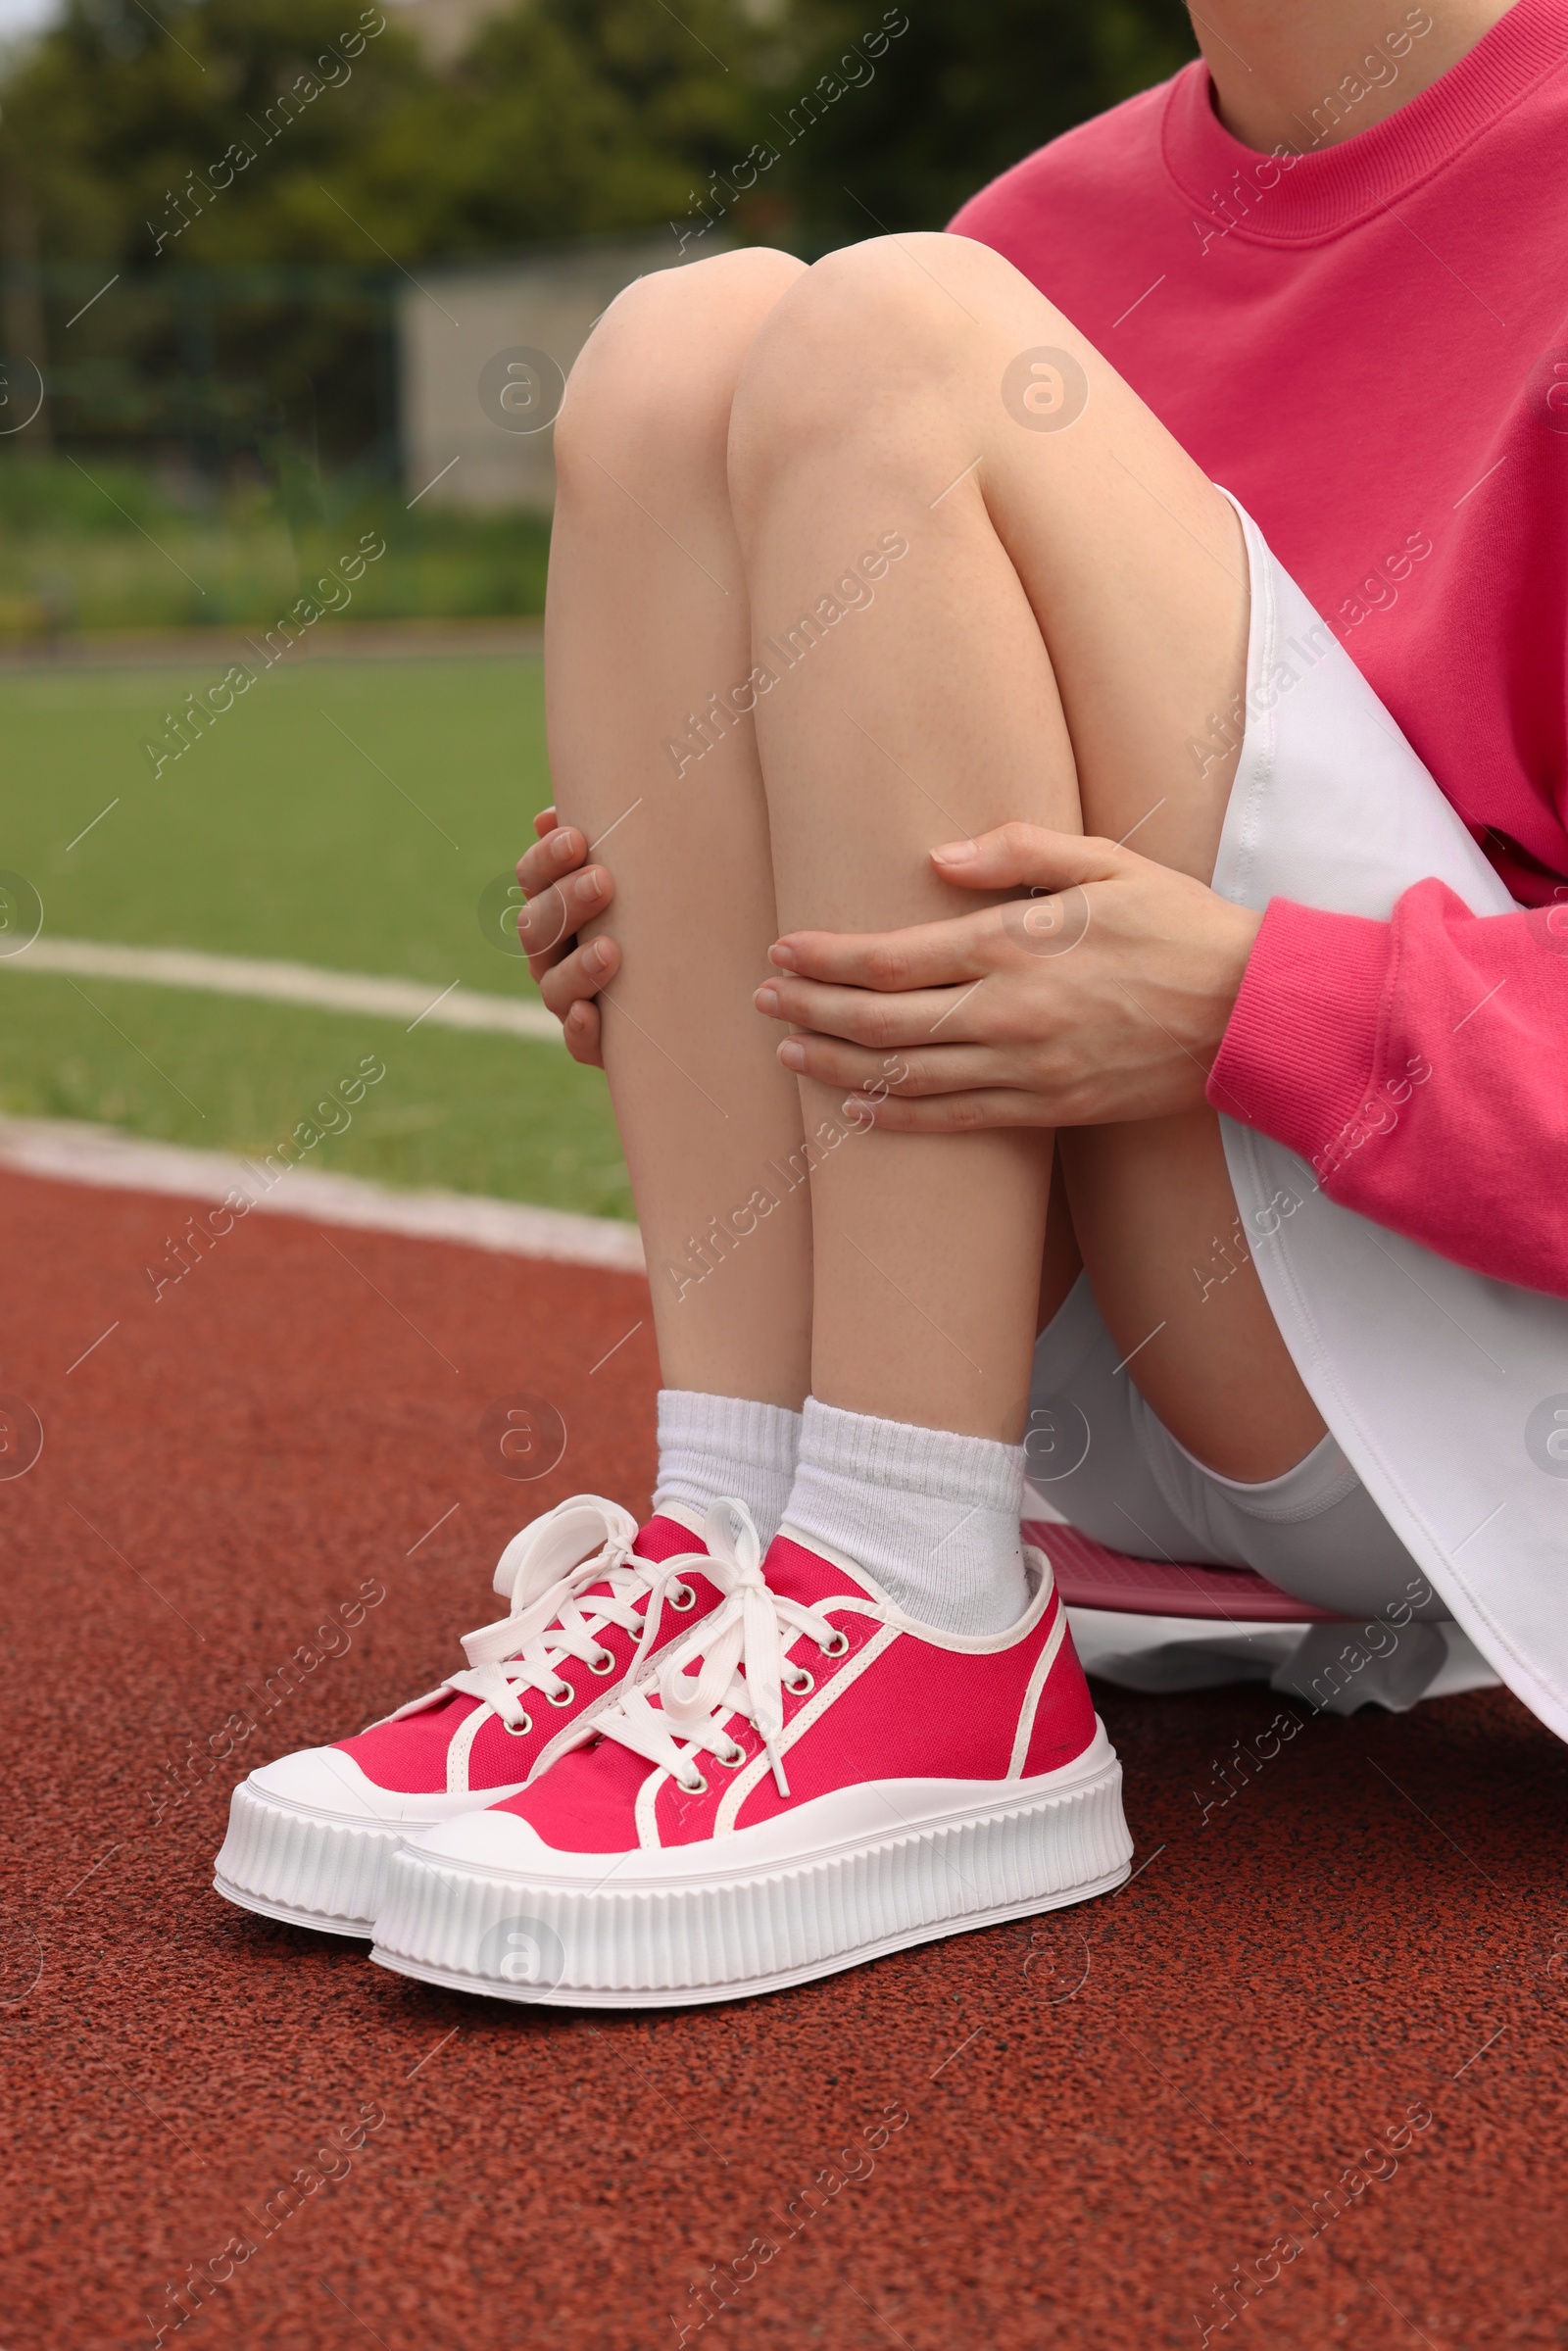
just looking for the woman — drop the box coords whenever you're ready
[219,0,1568,2005]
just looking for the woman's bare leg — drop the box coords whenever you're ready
[546,250,809,1411]
[728,234,1325,1480]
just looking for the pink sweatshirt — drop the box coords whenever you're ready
[950,0,1568,1298]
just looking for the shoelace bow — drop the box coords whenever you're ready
[445,1534,700,1732]
[597,1499,841,1798]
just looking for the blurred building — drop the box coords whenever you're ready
[388,0,514,70]
[398,236,723,514]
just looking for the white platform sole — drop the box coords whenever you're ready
[215,1778,421,1937]
[369,1733,1132,2008]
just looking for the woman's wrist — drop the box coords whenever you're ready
[1209,899,1265,1041]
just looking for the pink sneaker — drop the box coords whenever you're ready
[214,1495,719,1937]
[370,1501,1132,2007]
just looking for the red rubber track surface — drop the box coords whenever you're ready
[3,1166,1565,2351]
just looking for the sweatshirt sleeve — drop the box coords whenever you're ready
[1206,878,1568,1299]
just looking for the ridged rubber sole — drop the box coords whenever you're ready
[214,1779,417,1937]
[369,1738,1132,2008]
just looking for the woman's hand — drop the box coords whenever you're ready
[754,824,1262,1130]
[515,806,619,1067]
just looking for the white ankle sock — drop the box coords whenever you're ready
[784,1396,1029,1636]
[652,1390,802,1547]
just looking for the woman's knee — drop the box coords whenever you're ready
[729,233,1046,507]
[555,247,806,501]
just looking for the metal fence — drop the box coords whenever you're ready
[1,258,402,490]
[3,236,738,514]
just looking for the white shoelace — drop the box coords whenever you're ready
[406,1495,705,1736]
[594,1499,845,1797]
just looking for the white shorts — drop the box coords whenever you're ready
[1079,493,1567,1739]
[1029,1270,1444,1621]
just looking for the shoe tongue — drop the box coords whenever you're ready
[557,1513,703,1620]
[762,1531,885,1609]
[633,1511,709,1565]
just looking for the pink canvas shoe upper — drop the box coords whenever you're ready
[336,1495,720,1800]
[487,1500,1099,1855]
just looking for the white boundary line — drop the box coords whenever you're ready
[0,1117,645,1273]
[3,938,564,1043]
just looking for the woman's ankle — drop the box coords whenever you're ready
[651,1390,802,1547]
[783,1396,1029,1636]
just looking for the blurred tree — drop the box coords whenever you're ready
[3,0,1196,266]
[0,0,765,266]
[2,0,429,268]
[355,0,768,257]
[765,0,1198,242]
[0,0,1197,481]
[0,0,764,476]
[0,0,435,478]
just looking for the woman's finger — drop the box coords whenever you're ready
[539,934,619,1018]
[930,822,1128,894]
[769,908,1003,992]
[517,863,613,966]
[560,999,605,1069]
[517,821,591,903]
[855,1086,1052,1133]
[755,973,988,1049]
[522,898,570,979]
[776,1031,1001,1096]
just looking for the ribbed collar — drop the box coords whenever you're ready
[1161,0,1568,242]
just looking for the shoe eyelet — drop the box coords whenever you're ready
[785,1667,814,1696]
[678,1769,709,1796]
[545,1682,574,1707]
[500,1712,533,1738]
[718,1740,746,1769]
[587,1647,616,1675]
[668,1582,697,1611]
[821,1629,850,1658]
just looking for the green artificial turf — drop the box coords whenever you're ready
[0,647,633,1215]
